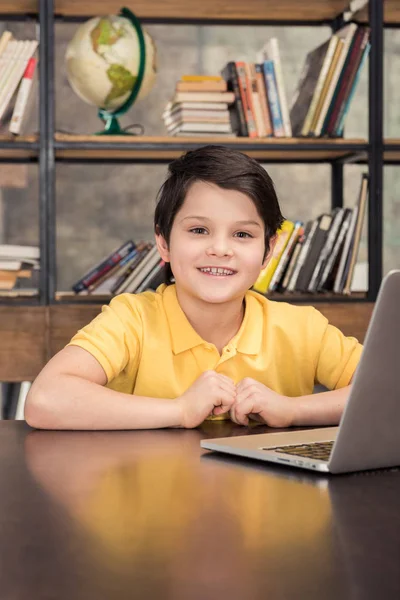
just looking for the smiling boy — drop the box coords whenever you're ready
[25,145,363,430]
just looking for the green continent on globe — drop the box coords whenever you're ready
[91,18,124,53]
[105,64,136,106]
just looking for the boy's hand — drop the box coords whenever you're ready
[231,378,295,428]
[178,371,236,429]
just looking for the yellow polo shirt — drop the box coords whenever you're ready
[68,284,363,419]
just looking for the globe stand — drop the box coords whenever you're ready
[95,7,146,136]
[97,113,131,136]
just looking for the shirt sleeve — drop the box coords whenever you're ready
[311,308,363,390]
[66,294,141,383]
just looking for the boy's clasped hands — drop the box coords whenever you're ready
[178,370,295,429]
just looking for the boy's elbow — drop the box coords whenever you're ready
[24,386,56,429]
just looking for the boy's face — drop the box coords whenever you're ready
[156,181,272,305]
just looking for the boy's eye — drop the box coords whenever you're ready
[189,227,208,235]
[235,231,253,238]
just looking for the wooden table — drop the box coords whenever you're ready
[1,421,399,599]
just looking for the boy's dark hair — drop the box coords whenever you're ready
[154,145,284,284]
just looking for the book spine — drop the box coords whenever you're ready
[262,61,285,137]
[221,62,248,136]
[267,39,292,137]
[255,64,272,136]
[72,241,136,293]
[324,27,366,136]
[235,62,257,138]
[247,63,265,137]
[9,57,37,135]
[336,42,370,137]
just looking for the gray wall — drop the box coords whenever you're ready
[1,22,399,290]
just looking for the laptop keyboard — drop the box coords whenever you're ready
[263,441,334,461]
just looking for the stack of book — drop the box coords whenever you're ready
[221,37,292,138]
[290,23,370,137]
[0,30,38,135]
[71,240,165,296]
[253,174,368,296]
[0,244,40,294]
[162,75,236,137]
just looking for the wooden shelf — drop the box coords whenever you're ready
[0,1,360,22]
[54,133,368,163]
[0,135,38,160]
[1,1,398,24]
[384,139,400,163]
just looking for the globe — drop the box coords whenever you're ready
[65,7,157,134]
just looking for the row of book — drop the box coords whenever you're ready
[253,174,368,296]
[0,244,40,292]
[0,30,38,135]
[71,241,165,296]
[290,23,370,137]
[222,37,292,138]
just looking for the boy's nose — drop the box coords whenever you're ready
[206,239,233,257]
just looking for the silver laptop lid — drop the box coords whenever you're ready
[328,270,400,473]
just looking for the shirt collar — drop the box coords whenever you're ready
[161,284,263,356]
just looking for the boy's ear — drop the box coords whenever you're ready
[155,230,170,262]
[261,235,278,269]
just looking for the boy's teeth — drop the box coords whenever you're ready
[200,267,234,275]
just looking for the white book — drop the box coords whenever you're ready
[0,260,22,270]
[0,244,40,260]
[258,38,292,137]
[314,23,358,137]
[9,57,37,135]
[0,40,38,122]
[0,40,18,97]
[0,31,13,57]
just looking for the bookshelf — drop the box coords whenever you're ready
[0,0,390,381]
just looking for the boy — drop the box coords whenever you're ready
[25,145,363,430]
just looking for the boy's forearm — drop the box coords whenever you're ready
[25,374,183,430]
[290,385,352,427]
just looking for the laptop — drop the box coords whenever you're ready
[201,269,400,474]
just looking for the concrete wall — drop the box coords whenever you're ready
[1,22,399,290]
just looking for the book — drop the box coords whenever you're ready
[336,41,371,136]
[246,63,265,137]
[169,122,233,134]
[110,243,152,294]
[176,80,227,92]
[0,31,13,57]
[295,214,333,292]
[235,61,257,138]
[317,209,352,292]
[0,244,39,260]
[262,61,285,137]
[258,38,292,137]
[221,62,248,136]
[255,63,272,136]
[9,56,37,135]
[343,175,369,294]
[308,207,346,292]
[286,220,316,292]
[172,91,235,104]
[253,220,295,294]
[181,75,223,82]
[0,39,38,123]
